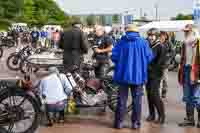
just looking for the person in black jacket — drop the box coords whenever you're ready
[160,31,174,98]
[63,21,89,70]
[92,26,113,78]
[146,28,167,124]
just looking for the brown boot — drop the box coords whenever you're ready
[179,107,195,127]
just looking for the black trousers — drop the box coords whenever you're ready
[46,110,65,122]
[146,78,165,119]
[95,62,109,79]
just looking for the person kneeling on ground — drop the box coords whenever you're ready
[36,67,72,126]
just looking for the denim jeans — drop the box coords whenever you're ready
[182,65,200,108]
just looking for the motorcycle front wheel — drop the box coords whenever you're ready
[0,89,40,133]
[6,54,21,71]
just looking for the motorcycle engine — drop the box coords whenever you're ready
[73,73,85,89]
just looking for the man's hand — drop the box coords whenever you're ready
[95,48,103,53]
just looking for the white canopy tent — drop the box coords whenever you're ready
[139,20,194,32]
[139,20,195,41]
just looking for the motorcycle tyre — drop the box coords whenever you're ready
[6,54,21,71]
[0,89,40,133]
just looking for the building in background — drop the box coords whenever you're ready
[193,0,200,32]
[72,13,134,26]
[123,14,134,25]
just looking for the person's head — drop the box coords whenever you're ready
[72,21,82,29]
[95,25,105,37]
[105,26,112,34]
[33,27,37,31]
[183,24,193,37]
[125,24,139,33]
[48,67,59,75]
[147,28,160,44]
[160,31,169,44]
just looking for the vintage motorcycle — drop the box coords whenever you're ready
[19,48,63,74]
[62,61,132,113]
[6,46,35,71]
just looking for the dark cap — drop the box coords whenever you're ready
[72,20,82,26]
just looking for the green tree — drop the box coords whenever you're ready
[0,0,19,18]
[99,15,106,25]
[172,13,193,20]
[112,14,120,24]
[86,15,96,26]
[0,0,73,28]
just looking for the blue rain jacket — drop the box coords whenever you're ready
[112,32,154,85]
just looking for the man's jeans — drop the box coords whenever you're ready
[183,65,200,109]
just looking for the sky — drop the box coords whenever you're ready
[55,0,194,20]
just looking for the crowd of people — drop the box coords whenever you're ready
[112,23,200,129]
[6,27,63,49]
[19,21,200,130]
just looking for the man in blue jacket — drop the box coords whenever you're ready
[112,24,154,129]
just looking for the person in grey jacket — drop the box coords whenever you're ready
[63,21,89,70]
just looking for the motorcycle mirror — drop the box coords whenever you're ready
[175,54,181,64]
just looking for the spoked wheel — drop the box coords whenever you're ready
[0,90,40,133]
[6,54,21,71]
[0,48,3,59]
[106,82,132,113]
